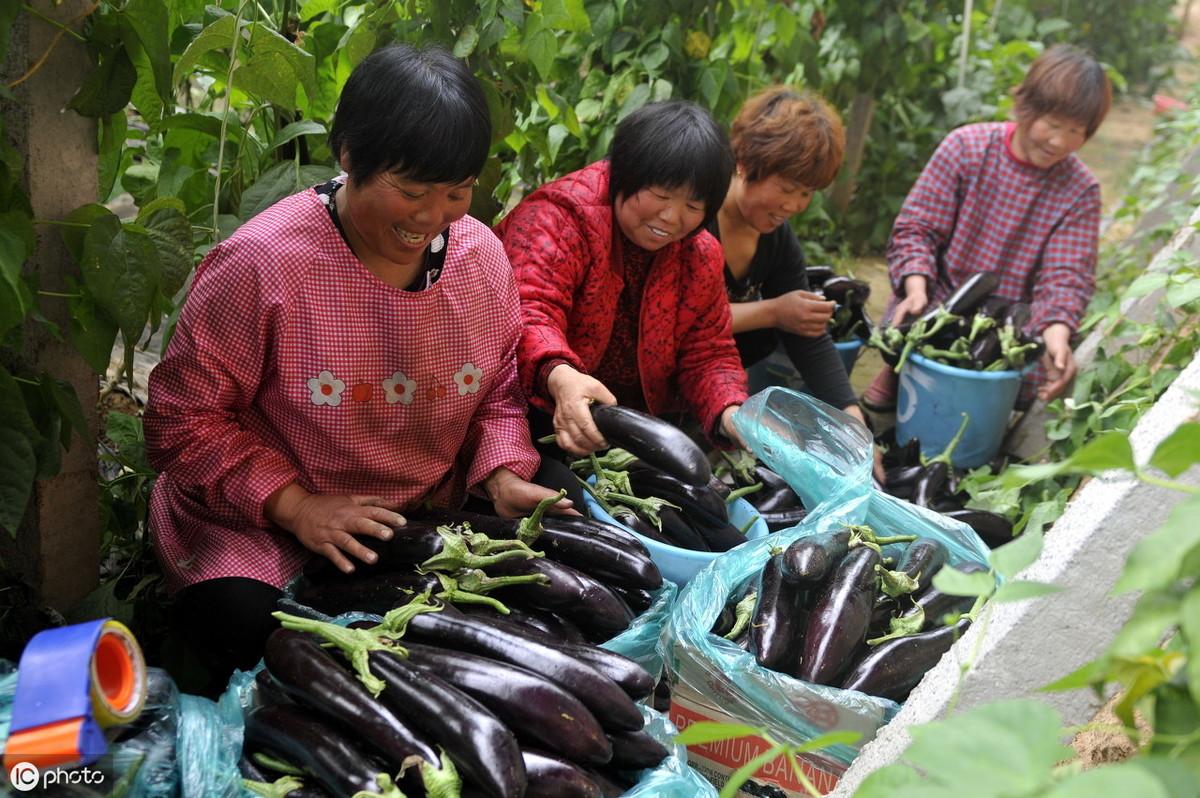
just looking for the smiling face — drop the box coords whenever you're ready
[1011,114,1088,170]
[732,172,815,234]
[613,186,706,251]
[339,169,474,271]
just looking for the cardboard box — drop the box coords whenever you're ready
[668,681,848,797]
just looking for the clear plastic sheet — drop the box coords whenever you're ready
[622,704,719,798]
[665,388,992,768]
[601,581,677,679]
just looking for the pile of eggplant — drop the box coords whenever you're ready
[714,449,808,533]
[877,420,1015,549]
[577,405,753,553]
[710,527,980,702]
[869,273,1045,374]
[807,265,873,344]
[296,493,664,646]
[241,592,669,798]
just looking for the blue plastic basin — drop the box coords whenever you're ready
[834,338,863,375]
[583,490,768,587]
[896,352,1026,468]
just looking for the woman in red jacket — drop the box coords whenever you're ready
[496,101,749,455]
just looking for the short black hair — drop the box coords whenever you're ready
[608,100,734,232]
[329,44,491,185]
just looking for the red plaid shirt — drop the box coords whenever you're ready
[145,189,538,592]
[887,122,1100,333]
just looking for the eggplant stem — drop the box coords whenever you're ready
[536,433,557,445]
[242,776,306,798]
[272,611,404,698]
[419,750,462,798]
[874,564,920,598]
[923,412,970,468]
[866,605,926,646]
[726,482,764,503]
[351,773,409,798]
[376,592,444,639]
[738,514,761,536]
[724,590,758,640]
[250,752,303,776]
[516,490,565,544]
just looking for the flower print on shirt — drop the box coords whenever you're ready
[383,371,417,405]
[454,363,483,395]
[308,370,345,406]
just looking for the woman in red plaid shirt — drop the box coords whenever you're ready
[144,45,563,690]
[864,45,1112,411]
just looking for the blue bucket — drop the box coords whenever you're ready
[895,352,1025,468]
[583,489,768,587]
[834,338,863,375]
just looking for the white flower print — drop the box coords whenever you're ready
[430,233,445,253]
[383,371,417,405]
[453,363,483,395]
[308,370,345,406]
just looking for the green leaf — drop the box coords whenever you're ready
[902,700,1068,795]
[78,214,162,342]
[0,364,39,537]
[1124,271,1168,299]
[1041,762,1172,798]
[546,124,569,162]
[239,162,337,222]
[40,375,88,450]
[1166,275,1200,308]
[233,22,317,111]
[931,564,995,597]
[1180,586,1200,709]
[67,291,120,374]
[674,721,763,746]
[641,42,670,72]
[1113,494,1200,593]
[1108,589,1181,658]
[855,764,959,797]
[792,730,862,753]
[137,199,194,300]
[0,220,33,336]
[575,98,603,122]
[1069,431,1136,474]
[299,0,338,21]
[991,580,1063,604]
[106,412,148,472]
[1147,422,1200,477]
[617,83,651,121]
[525,26,557,80]
[989,526,1044,578]
[273,120,326,151]
[1041,656,1112,692]
[67,47,136,117]
[453,23,480,57]
[174,14,238,85]
[98,112,127,203]
[120,0,172,104]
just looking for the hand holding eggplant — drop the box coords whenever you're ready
[772,289,835,337]
[546,364,617,455]
[891,275,929,325]
[483,467,577,518]
[265,485,402,575]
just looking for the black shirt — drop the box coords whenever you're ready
[709,220,857,410]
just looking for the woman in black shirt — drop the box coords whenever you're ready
[710,87,866,425]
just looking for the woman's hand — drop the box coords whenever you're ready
[546,364,617,455]
[484,467,578,518]
[265,484,404,574]
[720,404,746,449]
[772,290,835,337]
[1038,322,1077,402]
[891,274,929,325]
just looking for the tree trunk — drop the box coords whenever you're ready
[830,92,877,218]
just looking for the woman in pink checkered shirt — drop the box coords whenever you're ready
[864,45,1112,411]
[144,45,566,691]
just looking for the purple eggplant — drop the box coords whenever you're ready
[942,508,1014,548]
[294,571,439,617]
[521,749,604,798]
[369,649,526,798]
[900,562,985,629]
[262,629,438,769]
[626,463,729,523]
[590,404,712,486]
[761,506,809,532]
[799,547,881,686]
[840,618,971,700]
[401,641,612,765]
[780,530,851,585]
[749,553,809,675]
[606,728,670,770]
[911,462,949,508]
[541,516,652,557]
[610,584,654,614]
[895,538,948,593]
[655,507,711,551]
[404,611,644,731]
[551,642,655,700]
[458,602,588,644]
[486,556,635,639]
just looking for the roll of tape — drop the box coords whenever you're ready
[88,621,147,728]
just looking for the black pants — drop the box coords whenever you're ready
[174,577,282,697]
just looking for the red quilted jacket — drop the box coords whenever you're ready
[495,161,748,437]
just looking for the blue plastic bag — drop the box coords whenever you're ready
[623,704,719,798]
[664,388,991,774]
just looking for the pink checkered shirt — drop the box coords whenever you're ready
[886,122,1100,333]
[145,189,539,592]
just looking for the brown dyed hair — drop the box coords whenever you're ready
[1013,44,1112,138]
[730,87,845,189]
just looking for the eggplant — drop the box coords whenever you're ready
[753,465,790,492]
[590,405,712,486]
[254,668,294,709]
[710,604,736,637]
[942,509,1014,548]
[401,641,612,765]
[541,516,652,557]
[868,596,899,638]
[457,603,589,644]
[969,327,1001,369]
[931,272,999,320]
[749,484,802,513]
[610,584,654,614]
[486,557,635,638]
[626,463,729,523]
[840,618,971,700]
[820,276,870,306]
[929,494,968,512]
[606,729,670,770]
[895,538,948,593]
[239,755,330,797]
[780,530,851,585]
[748,553,809,675]
[900,562,985,629]
[708,474,732,501]
[262,629,438,769]
[655,507,711,551]
[884,464,925,493]
[243,705,398,796]
[422,509,662,591]
[585,767,631,798]
[369,650,525,798]
[799,547,881,686]
[293,571,439,617]
[978,296,1010,320]
[686,513,748,553]
[551,642,655,700]
[911,462,949,508]
[760,506,809,533]
[1002,302,1031,333]
[614,506,674,544]
[521,749,604,798]
[805,264,835,285]
[404,611,644,731]
[301,521,447,582]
